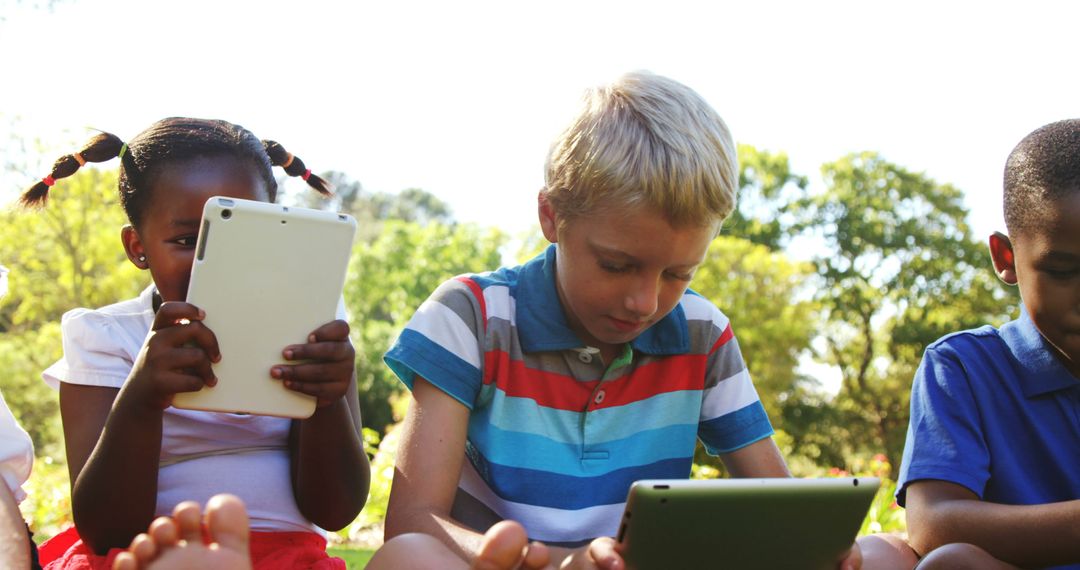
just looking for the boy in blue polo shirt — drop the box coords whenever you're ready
[382,71,913,569]
[897,119,1080,569]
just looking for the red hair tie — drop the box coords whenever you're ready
[42,175,56,187]
[302,169,311,181]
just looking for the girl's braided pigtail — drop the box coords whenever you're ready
[263,140,332,196]
[19,132,126,208]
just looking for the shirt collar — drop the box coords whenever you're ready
[514,245,689,355]
[1001,305,1080,398]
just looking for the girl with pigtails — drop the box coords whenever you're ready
[25,118,370,569]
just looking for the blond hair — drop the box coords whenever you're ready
[543,71,738,229]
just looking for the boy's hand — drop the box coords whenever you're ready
[128,302,221,410]
[557,538,624,570]
[272,319,354,407]
[837,541,863,570]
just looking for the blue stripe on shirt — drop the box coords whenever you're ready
[384,329,481,409]
[469,412,698,475]
[697,400,774,454]
[469,450,693,509]
[481,387,706,445]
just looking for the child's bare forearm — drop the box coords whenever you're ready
[71,388,165,554]
[0,484,30,570]
[290,395,370,530]
[908,483,1080,567]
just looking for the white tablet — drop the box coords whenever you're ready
[617,477,879,570]
[173,196,356,418]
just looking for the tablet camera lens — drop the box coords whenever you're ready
[221,209,232,220]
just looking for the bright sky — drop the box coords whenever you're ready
[2,1,1078,240]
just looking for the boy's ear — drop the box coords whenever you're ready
[121,225,149,270]
[538,190,559,243]
[988,231,1017,285]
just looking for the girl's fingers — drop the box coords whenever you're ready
[272,361,351,383]
[152,301,205,330]
[306,319,350,342]
[276,375,349,404]
[282,340,352,363]
[155,370,215,395]
[149,315,221,363]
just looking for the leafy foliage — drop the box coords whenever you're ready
[345,220,506,434]
[1,169,147,455]
[725,144,808,250]
[5,142,1014,544]
[789,153,1016,473]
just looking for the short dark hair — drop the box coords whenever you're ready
[1003,118,1080,237]
[21,117,330,228]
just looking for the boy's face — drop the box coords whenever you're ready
[991,191,1080,377]
[122,155,270,304]
[539,198,716,362]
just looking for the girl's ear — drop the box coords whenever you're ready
[537,190,559,244]
[988,231,1017,285]
[121,225,148,270]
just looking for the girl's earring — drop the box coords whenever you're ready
[138,255,146,264]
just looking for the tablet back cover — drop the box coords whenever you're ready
[619,477,878,570]
[174,196,356,418]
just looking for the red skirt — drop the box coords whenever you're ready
[39,525,346,570]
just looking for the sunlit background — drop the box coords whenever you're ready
[3,0,1079,237]
[1,1,1077,556]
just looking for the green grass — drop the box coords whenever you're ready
[328,547,376,569]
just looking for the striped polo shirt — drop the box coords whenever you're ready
[384,245,773,545]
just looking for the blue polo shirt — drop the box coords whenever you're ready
[385,245,773,545]
[897,307,1080,524]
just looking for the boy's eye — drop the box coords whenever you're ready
[599,261,631,274]
[1043,267,1079,279]
[172,236,198,247]
[666,271,694,282]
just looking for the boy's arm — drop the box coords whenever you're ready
[718,437,791,477]
[386,378,579,569]
[906,479,1080,567]
[384,377,488,560]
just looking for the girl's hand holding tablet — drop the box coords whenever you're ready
[127,301,221,411]
[272,319,355,408]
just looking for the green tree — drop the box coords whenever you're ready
[691,236,817,420]
[725,144,808,250]
[690,236,817,473]
[345,220,506,434]
[280,171,453,241]
[0,169,147,455]
[791,152,1015,473]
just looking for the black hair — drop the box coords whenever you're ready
[1003,118,1080,237]
[20,117,331,228]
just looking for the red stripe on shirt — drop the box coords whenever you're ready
[483,350,598,410]
[709,323,734,354]
[482,350,708,411]
[590,354,708,409]
[455,276,487,333]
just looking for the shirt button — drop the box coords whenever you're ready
[594,390,606,404]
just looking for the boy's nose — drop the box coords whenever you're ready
[625,276,659,318]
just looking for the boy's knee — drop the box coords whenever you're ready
[857,533,919,569]
[917,543,1015,570]
[370,533,461,570]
